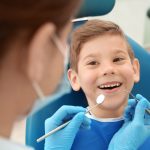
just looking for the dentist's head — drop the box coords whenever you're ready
[0,0,82,138]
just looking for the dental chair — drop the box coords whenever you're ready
[25,0,150,149]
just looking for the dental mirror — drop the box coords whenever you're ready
[96,94,105,104]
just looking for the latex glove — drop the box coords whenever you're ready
[108,94,150,150]
[124,94,150,125]
[44,105,91,150]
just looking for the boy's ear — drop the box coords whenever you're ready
[68,68,81,91]
[27,23,55,82]
[132,58,140,83]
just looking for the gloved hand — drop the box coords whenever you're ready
[108,94,150,150]
[124,94,150,125]
[44,105,91,150]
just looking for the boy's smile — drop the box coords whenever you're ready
[68,34,140,118]
[98,81,122,94]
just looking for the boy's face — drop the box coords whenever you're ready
[68,34,140,117]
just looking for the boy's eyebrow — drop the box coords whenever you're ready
[114,49,128,55]
[82,54,98,60]
[82,49,128,61]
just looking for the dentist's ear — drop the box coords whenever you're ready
[68,68,81,91]
[27,23,55,82]
[133,58,140,83]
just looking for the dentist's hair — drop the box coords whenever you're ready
[70,19,134,71]
[0,0,82,60]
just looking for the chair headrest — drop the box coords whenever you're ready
[147,8,150,18]
[76,0,115,18]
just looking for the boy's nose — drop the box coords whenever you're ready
[101,63,115,76]
[103,70,114,76]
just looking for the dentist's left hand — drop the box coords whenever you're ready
[108,94,150,150]
[44,105,91,150]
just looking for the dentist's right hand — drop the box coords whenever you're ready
[44,105,91,150]
[108,94,150,150]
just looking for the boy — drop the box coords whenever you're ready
[68,19,150,150]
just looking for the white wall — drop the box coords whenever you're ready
[98,0,150,46]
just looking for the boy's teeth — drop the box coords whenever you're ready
[99,83,121,89]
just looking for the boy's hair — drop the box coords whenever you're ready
[70,19,134,72]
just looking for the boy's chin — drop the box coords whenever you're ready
[99,99,126,113]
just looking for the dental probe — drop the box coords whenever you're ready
[37,94,105,143]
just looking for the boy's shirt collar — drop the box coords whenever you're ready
[86,111,124,122]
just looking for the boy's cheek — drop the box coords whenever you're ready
[81,74,96,86]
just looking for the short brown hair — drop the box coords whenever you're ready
[70,19,134,71]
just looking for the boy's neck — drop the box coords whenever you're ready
[89,104,125,118]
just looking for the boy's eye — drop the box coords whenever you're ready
[113,57,125,62]
[87,61,98,65]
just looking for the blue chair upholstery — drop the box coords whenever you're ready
[76,0,115,18]
[26,0,150,149]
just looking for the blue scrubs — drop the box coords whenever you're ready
[71,114,150,150]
